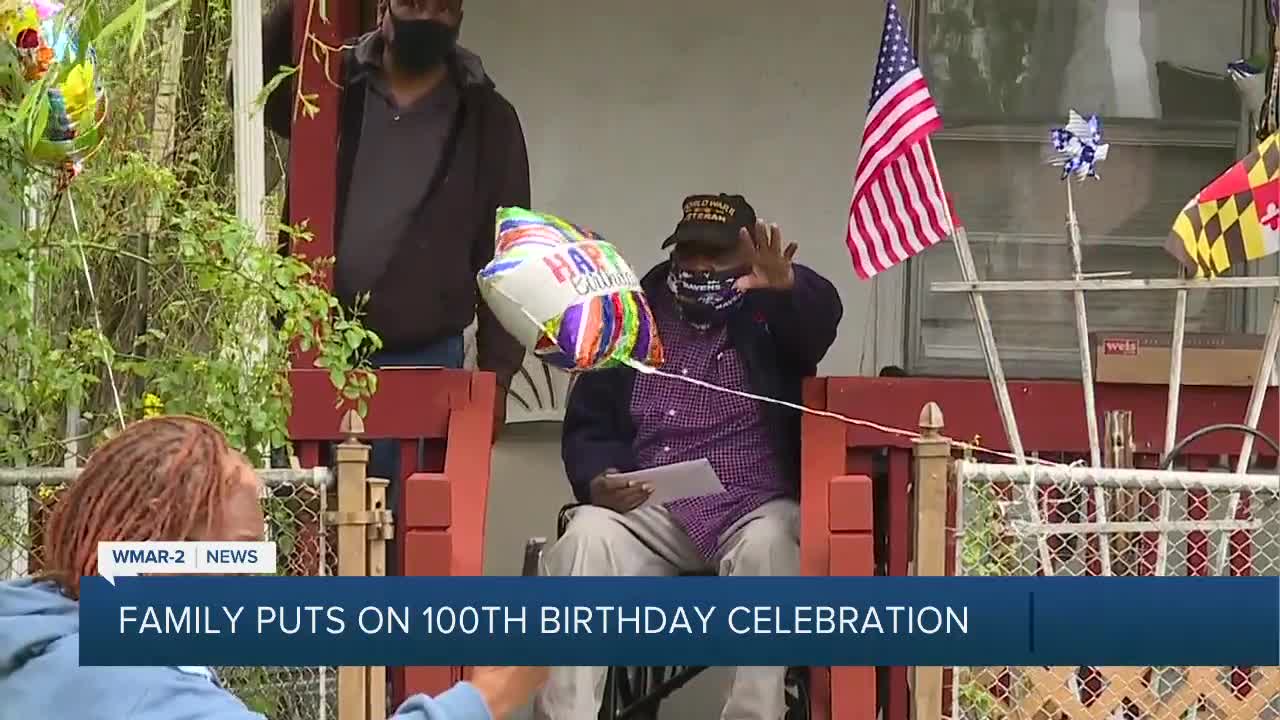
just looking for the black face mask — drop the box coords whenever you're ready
[388,11,458,74]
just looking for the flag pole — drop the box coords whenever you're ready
[1065,176,1112,576]
[1213,293,1280,575]
[1065,181,1102,467]
[927,139,1026,464]
[931,149,1048,587]
[1156,271,1187,577]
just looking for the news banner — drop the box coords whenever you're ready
[83,541,1280,667]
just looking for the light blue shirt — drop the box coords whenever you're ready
[0,579,491,720]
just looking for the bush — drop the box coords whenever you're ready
[0,0,377,466]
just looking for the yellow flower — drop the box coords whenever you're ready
[142,393,164,418]
[60,61,94,124]
[36,483,64,501]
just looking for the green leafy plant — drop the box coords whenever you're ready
[955,482,1015,719]
[0,0,379,467]
[959,482,1014,578]
[0,5,363,716]
[219,665,287,717]
[957,679,1008,720]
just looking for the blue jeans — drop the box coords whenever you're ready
[367,334,466,494]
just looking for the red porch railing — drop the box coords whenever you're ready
[800,376,1279,720]
[288,367,497,704]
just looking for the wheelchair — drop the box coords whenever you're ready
[522,504,811,720]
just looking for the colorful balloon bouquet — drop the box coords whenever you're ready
[1,0,106,173]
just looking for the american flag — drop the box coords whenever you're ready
[846,0,951,280]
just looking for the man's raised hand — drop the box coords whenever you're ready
[735,220,797,292]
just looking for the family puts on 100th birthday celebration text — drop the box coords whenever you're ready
[118,603,971,638]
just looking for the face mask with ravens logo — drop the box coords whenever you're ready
[667,264,748,329]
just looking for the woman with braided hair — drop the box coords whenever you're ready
[0,415,545,720]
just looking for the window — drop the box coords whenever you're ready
[907,0,1263,378]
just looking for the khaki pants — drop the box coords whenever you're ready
[533,499,800,720]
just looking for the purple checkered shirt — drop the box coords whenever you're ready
[629,287,789,559]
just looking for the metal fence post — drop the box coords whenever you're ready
[366,477,392,720]
[334,410,370,720]
[911,402,949,720]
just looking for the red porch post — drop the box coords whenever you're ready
[290,0,360,280]
[800,377,877,720]
[288,368,494,704]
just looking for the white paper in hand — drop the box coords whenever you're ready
[610,459,726,509]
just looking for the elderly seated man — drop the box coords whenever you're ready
[535,194,843,720]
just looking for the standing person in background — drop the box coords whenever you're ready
[245,0,528,511]
[0,416,547,720]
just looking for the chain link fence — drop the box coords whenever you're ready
[0,467,338,720]
[951,460,1280,720]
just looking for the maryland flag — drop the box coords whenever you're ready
[1166,132,1280,277]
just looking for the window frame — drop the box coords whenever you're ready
[901,0,1273,378]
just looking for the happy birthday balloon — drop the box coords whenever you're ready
[2,2,106,175]
[478,207,664,372]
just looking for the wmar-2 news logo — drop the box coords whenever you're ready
[97,542,276,583]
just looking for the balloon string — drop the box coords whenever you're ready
[67,192,126,429]
[622,359,1067,468]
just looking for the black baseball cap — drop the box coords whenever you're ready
[661,194,757,251]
